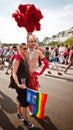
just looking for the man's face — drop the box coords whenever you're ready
[28,40,37,49]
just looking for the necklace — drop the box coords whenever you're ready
[29,49,35,60]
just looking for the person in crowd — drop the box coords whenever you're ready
[63,45,69,65]
[12,43,34,128]
[5,46,17,74]
[64,45,73,73]
[48,47,62,75]
[59,43,65,64]
[44,46,50,62]
[0,45,4,70]
[0,58,4,70]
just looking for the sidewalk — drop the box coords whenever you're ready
[38,63,73,82]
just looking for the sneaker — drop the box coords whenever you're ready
[17,112,24,122]
[29,112,33,116]
[64,70,67,73]
[58,72,62,75]
[0,67,4,71]
[48,71,52,74]
[5,72,9,75]
[23,120,34,128]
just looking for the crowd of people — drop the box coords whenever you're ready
[0,43,73,73]
[44,43,73,74]
[0,42,73,76]
[0,36,73,128]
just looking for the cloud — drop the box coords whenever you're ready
[0,17,27,43]
[36,3,73,40]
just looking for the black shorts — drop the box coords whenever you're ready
[64,55,67,58]
[15,87,29,107]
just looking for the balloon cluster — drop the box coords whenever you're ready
[12,4,43,33]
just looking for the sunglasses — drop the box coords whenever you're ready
[30,40,36,43]
[22,48,28,50]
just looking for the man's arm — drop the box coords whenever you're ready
[33,50,49,75]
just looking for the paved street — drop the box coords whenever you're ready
[41,63,73,82]
[0,67,73,130]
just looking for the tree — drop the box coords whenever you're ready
[64,37,73,46]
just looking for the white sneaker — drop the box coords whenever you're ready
[29,112,33,116]
[23,120,34,128]
[17,112,24,121]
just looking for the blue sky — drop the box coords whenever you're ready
[0,0,73,43]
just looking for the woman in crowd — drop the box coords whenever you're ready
[63,45,69,65]
[48,47,62,75]
[64,45,73,73]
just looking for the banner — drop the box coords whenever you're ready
[27,88,48,119]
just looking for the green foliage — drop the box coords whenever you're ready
[38,41,45,46]
[2,43,18,46]
[64,37,73,46]
[47,41,61,46]
[46,37,73,46]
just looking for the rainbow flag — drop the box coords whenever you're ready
[27,88,48,119]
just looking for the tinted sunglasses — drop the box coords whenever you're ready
[22,48,28,50]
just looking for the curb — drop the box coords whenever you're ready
[49,63,73,70]
[38,65,73,82]
[44,72,73,82]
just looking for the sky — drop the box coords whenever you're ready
[0,0,73,43]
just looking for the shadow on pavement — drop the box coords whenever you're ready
[66,72,73,76]
[28,127,42,130]
[0,91,58,130]
[0,91,17,114]
[0,109,24,130]
[33,116,58,130]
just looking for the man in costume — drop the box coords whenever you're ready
[26,34,49,115]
